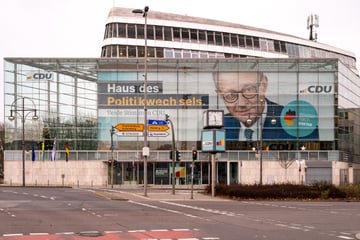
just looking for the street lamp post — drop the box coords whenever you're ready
[247,105,276,185]
[165,114,176,195]
[8,97,38,187]
[110,126,115,188]
[132,6,149,197]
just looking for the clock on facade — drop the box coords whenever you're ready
[203,110,224,129]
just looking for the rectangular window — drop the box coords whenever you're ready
[191,51,199,58]
[112,23,117,38]
[259,39,267,51]
[207,31,215,45]
[136,24,144,39]
[128,46,136,57]
[155,26,163,40]
[239,35,245,47]
[128,24,136,38]
[164,48,174,58]
[106,46,111,57]
[199,30,206,43]
[190,29,198,42]
[183,50,191,58]
[173,27,181,41]
[230,34,238,47]
[164,27,172,41]
[118,23,126,37]
[104,24,109,39]
[253,37,260,49]
[182,28,190,42]
[138,46,145,57]
[111,45,117,57]
[174,49,182,58]
[118,45,126,57]
[215,32,223,46]
[245,36,253,48]
[274,40,281,52]
[223,33,230,46]
[156,48,164,58]
[280,41,287,53]
[147,47,155,57]
[147,25,154,40]
[108,24,113,38]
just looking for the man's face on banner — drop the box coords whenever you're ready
[216,72,268,126]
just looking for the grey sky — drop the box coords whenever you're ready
[1,0,359,120]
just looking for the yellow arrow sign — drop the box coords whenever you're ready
[115,123,144,132]
[148,125,169,131]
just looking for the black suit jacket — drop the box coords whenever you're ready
[224,99,319,141]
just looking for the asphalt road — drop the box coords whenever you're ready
[0,186,359,240]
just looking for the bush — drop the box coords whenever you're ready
[207,183,359,200]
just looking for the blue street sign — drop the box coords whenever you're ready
[148,119,168,125]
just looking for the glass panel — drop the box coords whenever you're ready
[231,34,238,47]
[127,24,135,38]
[137,24,144,39]
[155,26,163,40]
[164,26,172,41]
[156,48,164,58]
[239,35,245,47]
[207,31,214,45]
[199,30,206,44]
[190,29,198,42]
[182,28,190,42]
[173,27,180,41]
[215,32,222,46]
[147,25,154,40]
[118,23,126,37]
[245,36,253,48]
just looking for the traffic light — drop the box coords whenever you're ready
[192,150,198,160]
[176,150,181,161]
[169,150,173,160]
[108,159,112,166]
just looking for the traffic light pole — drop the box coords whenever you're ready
[191,146,195,199]
[110,126,115,189]
[166,114,176,195]
[211,153,216,197]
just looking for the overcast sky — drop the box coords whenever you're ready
[1,0,359,121]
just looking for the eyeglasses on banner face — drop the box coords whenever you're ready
[221,85,258,103]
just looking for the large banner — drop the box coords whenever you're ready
[97,70,334,142]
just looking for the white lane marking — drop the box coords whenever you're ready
[337,236,354,239]
[128,200,205,220]
[3,233,23,237]
[30,233,49,235]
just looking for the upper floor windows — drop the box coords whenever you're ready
[103,23,282,53]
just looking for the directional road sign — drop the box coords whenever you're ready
[148,125,169,131]
[148,132,170,137]
[115,131,144,137]
[115,123,144,132]
[148,119,168,125]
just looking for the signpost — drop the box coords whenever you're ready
[148,119,168,125]
[148,125,169,131]
[148,132,169,137]
[115,123,144,132]
[116,131,144,137]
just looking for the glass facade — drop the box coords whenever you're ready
[4,60,98,153]
[4,58,360,185]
